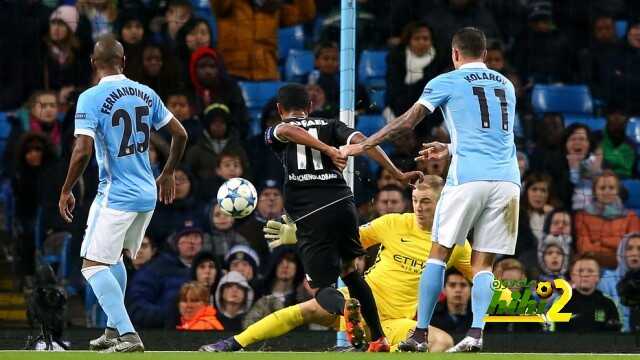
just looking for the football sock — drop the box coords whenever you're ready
[416,259,446,330]
[235,304,304,348]
[470,271,495,331]
[342,271,384,341]
[410,327,428,343]
[315,287,346,315]
[107,260,127,329]
[82,266,135,336]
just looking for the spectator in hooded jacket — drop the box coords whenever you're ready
[208,204,249,262]
[187,47,248,132]
[215,271,255,331]
[191,250,224,305]
[148,167,206,242]
[385,21,444,118]
[576,170,640,268]
[177,281,224,331]
[225,245,261,291]
[184,103,249,184]
[211,0,316,80]
[537,236,570,282]
[126,226,204,328]
[599,233,640,332]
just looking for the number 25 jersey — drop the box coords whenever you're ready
[74,74,173,212]
[418,62,520,187]
[265,117,358,216]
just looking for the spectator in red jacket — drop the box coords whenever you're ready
[177,281,224,331]
[575,170,640,268]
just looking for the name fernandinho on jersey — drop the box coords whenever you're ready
[100,87,153,115]
[463,72,507,85]
[287,119,328,127]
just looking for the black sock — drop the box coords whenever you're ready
[342,271,384,341]
[411,327,428,343]
[315,287,346,315]
[467,327,482,339]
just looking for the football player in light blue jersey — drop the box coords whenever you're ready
[342,27,520,352]
[58,37,187,353]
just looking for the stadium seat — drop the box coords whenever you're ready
[278,25,305,60]
[358,50,387,89]
[34,207,72,287]
[563,115,606,132]
[0,112,10,173]
[356,115,393,175]
[616,20,628,39]
[285,49,314,83]
[368,89,386,111]
[531,85,593,115]
[0,179,14,236]
[85,286,107,328]
[239,81,284,136]
[623,179,640,209]
[626,117,640,144]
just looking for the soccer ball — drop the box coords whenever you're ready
[536,281,554,299]
[216,178,257,219]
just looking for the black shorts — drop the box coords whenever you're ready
[293,198,365,289]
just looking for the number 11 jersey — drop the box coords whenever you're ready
[74,74,173,212]
[265,117,357,217]
[418,62,520,187]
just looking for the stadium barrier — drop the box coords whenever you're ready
[0,328,639,352]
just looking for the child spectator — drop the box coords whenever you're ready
[237,180,284,268]
[600,105,636,179]
[215,271,255,331]
[307,41,369,113]
[187,47,248,130]
[575,170,640,268]
[599,233,640,332]
[177,18,213,80]
[131,43,181,100]
[485,40,509,73]
[537,237,569,282]
[191,251,223,304]
[212,0,316,80]
[162,91,202,149]
[208,203,249,261]
[176,281,224,330]
[556,254,621,332]
[386,21,443,117]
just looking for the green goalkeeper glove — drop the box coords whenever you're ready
[263,215,298,249]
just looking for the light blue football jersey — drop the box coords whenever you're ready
[418,62,520,187]
[74,74,173,212]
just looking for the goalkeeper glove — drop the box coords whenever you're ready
[263,215,298,249]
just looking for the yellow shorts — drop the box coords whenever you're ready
[337,287,416,351]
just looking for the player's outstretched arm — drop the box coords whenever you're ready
[349,132,423,184]
[276,123,347,170]
[59,135,94,223]
[342,103,430,157]
[156,117,188,204]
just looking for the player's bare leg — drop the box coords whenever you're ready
[82,258,143,353]
[399,243,452,352]
[447,250,495,353]
[339,260,389,352]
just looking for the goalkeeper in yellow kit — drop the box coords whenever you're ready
[199,175,473,352]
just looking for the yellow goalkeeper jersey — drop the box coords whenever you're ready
[359,213,473,321]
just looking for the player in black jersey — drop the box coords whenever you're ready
[264,84,422,352]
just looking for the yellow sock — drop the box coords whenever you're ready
[234,304,305,348]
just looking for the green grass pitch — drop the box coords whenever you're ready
[1,352,639,360]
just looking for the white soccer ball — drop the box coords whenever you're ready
[216,178,258,219]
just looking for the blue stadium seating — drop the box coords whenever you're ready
[356,114,392,175]
[623,179,640,210]
[34,207,72,290]
[358,50,387,89]
[0,179,14,236]
[531,85,593,115]
[0,112,10,173]
[563,115,606,132]
[285,49,314,82]
[616,20,628,39]
[368,89,386,111]
[85,286,107,328]
[278,25,305,60]
[239,81,285,136]
[626,117,640,145]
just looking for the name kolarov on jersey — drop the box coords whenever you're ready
[463,71,507,85]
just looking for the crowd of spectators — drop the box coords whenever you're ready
[1,0,640,334]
